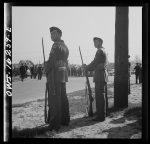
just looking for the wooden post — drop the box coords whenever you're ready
[114,7,129,108]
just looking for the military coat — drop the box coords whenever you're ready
[86,48,108,83]
[46,40,69,83]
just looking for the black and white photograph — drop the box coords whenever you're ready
[3,3,148,140]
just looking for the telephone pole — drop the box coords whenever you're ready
[114,7,129,108]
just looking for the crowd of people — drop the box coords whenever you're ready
[13,63,43,82]
[12,63,94,81]
[12,61,142,84]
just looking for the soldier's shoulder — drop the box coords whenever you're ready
[52,42,60,49]
[101,47,106,52]
[97,48,106,54]
[59,41,69,51]
[53,41,65,49]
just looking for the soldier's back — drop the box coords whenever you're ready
[55,40,69,62]
[54,40,69,83]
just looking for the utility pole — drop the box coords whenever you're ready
[114,7,129,108]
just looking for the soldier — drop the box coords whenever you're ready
[24,63,28,78]
[34,65,37,79]
[128,55,131,94]
[139,63,142,83]
[45,26,70,131]
[30,65,34,79]
[134,63,141,84]
[84,37,108,122]
[19,63,26,82]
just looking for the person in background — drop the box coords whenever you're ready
[134,63,141,84]
[24,63,28,78]
[34,65,37,79]
[128,55,131,94]
[30,65,34,79]
[19,63,26,82]
[37,64,43,80]
[139,63,142,83]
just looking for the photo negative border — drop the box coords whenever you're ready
[4,3,12,142]
[3,2,148,142]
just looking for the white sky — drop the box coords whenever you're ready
[12,6,142,65]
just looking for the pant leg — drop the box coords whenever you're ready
[21,73,25,81]
[139,73,142,83]
[137,74,140,83]
[128,77,130,94]
[39,73,41,80]
[40,73,42,80]
[20,74,23,81]
[136,74,138,83]
[61,83,70,125]
[105,83,108,116]
[48,82,61,130]
[95,81,106,120]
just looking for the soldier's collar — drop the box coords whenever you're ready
[54,39,64,44]
[97,47,104,50]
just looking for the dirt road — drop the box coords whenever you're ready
[12,74,142,138]
[12,76,114,104]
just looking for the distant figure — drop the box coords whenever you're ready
[30,65,34,79]
[134,63,141,84]
[37,64,43,80]
[19,63,26,81]
[139,63,142,83]
[128,55,131,94]
[34,65,37,79]
[12,66,16,77]
[24,63,28,78]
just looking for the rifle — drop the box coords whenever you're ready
[42,37,49,124]
[79,46,93,117]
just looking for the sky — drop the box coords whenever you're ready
[12,6,142,65]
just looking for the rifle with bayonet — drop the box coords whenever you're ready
[42,37,49,124]
[79,46,94,117]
